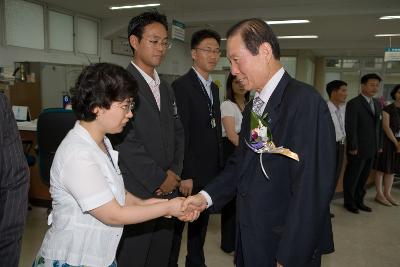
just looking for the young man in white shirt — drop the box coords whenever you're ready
[326,80,348,217]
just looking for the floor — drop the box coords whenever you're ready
[19,187,400,267]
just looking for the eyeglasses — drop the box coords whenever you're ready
[195,47,221,56]
[142,37,171,50]
[113,101,135,113]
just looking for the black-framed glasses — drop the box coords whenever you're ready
[195,47,221,56]
[142,37,171,50]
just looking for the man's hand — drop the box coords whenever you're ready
[182,194,207,213]
[159,170,181,194]
[349,149,358,155]
[180,179,193,196]
[277,262,284,267]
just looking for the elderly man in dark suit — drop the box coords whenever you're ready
[168,29,223,267]
[343,73,383,214]
[110,12,185,267]
[0,94,29,267]
[183,18,336,267]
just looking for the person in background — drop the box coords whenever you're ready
[0,94,30,267]
[32,63,197,267]
[168,29,223,267]
[343,73,383,214]
[219,73,249,253]
[374,84,400,206]
[326,80,348,217]
[110,12,185,267]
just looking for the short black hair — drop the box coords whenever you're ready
[127,11,168,54]
[361,73,382,84]
[191,29,221,49]
[71,63,138,122]
[226,18,280,59]
[326,80,347,98]
[225,73,250,104]
[390,84,400,100]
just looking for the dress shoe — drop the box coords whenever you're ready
[374,196,392,207]
[357,203,372,212]
[344,205,359,214]
[330,212,335,218]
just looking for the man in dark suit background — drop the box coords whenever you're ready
[343,73,383,214]
[0,94,29,267]
[183,18,336,267]
[168,29,223,267]
[110,12,185,267]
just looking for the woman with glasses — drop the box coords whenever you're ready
[220,73,249,253]
[32,63,197,267]
[374,84,400,206]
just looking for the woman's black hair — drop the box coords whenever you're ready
[71,63,138,121]
[390,84,400,100]
[225,73,250,105]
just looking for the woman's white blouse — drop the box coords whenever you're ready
[220,100,243,137]
[38,122,125,267]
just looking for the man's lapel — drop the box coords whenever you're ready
[127,63,159,112]
[359,95,374,117]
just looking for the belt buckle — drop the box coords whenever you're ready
[340,138,345,145]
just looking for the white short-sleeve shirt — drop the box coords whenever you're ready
[38,122,125,267]
[220,100,243,137]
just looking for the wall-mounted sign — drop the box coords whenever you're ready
[384,47,400,62]
[172,20,185,42]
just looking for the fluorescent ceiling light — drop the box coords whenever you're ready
[379,15,400,20]
[110,3,160,10]
[266,19,310,25]
[375,33,400,37]
[277,35,318,39]
[221,38,227,41]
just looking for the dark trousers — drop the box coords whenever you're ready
[220,197,236,253]
[117,217,174,267]
[0,180,29,267]
[169,210,210,267]
[332,142,345,199]
[343,155,374,208]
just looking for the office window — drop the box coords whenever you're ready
[342,59,359,69]
[326,59,341,68]
[48,10,74,52]
[76,17,98,55]
[5,0,44,49]
[363,58,383,70]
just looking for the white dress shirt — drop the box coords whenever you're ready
[38,122,125,267]
[192,67,213,104]
[200,67,285,207]
[220,100,243,137]
[131,61,161,109]
[327,100,346,142]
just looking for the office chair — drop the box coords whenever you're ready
[36,108,76,187]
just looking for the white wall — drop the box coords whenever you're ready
[0,38,192,75]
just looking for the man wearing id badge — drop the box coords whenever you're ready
[169,29,223,267]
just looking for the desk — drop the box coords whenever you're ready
[18,120,51,206]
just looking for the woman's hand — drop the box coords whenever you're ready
[141,198,168,206]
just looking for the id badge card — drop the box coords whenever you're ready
[211,118,216,128]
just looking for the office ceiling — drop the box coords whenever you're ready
[42,0,400,57]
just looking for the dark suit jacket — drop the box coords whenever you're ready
[205,72,336,267]
[345,94,382,158]
[110,64,185,199]
[0,94,29,265]
[172,68,223,190]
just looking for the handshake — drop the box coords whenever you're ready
[164,194,208,222]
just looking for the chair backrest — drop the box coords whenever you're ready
[37,108,76,186]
